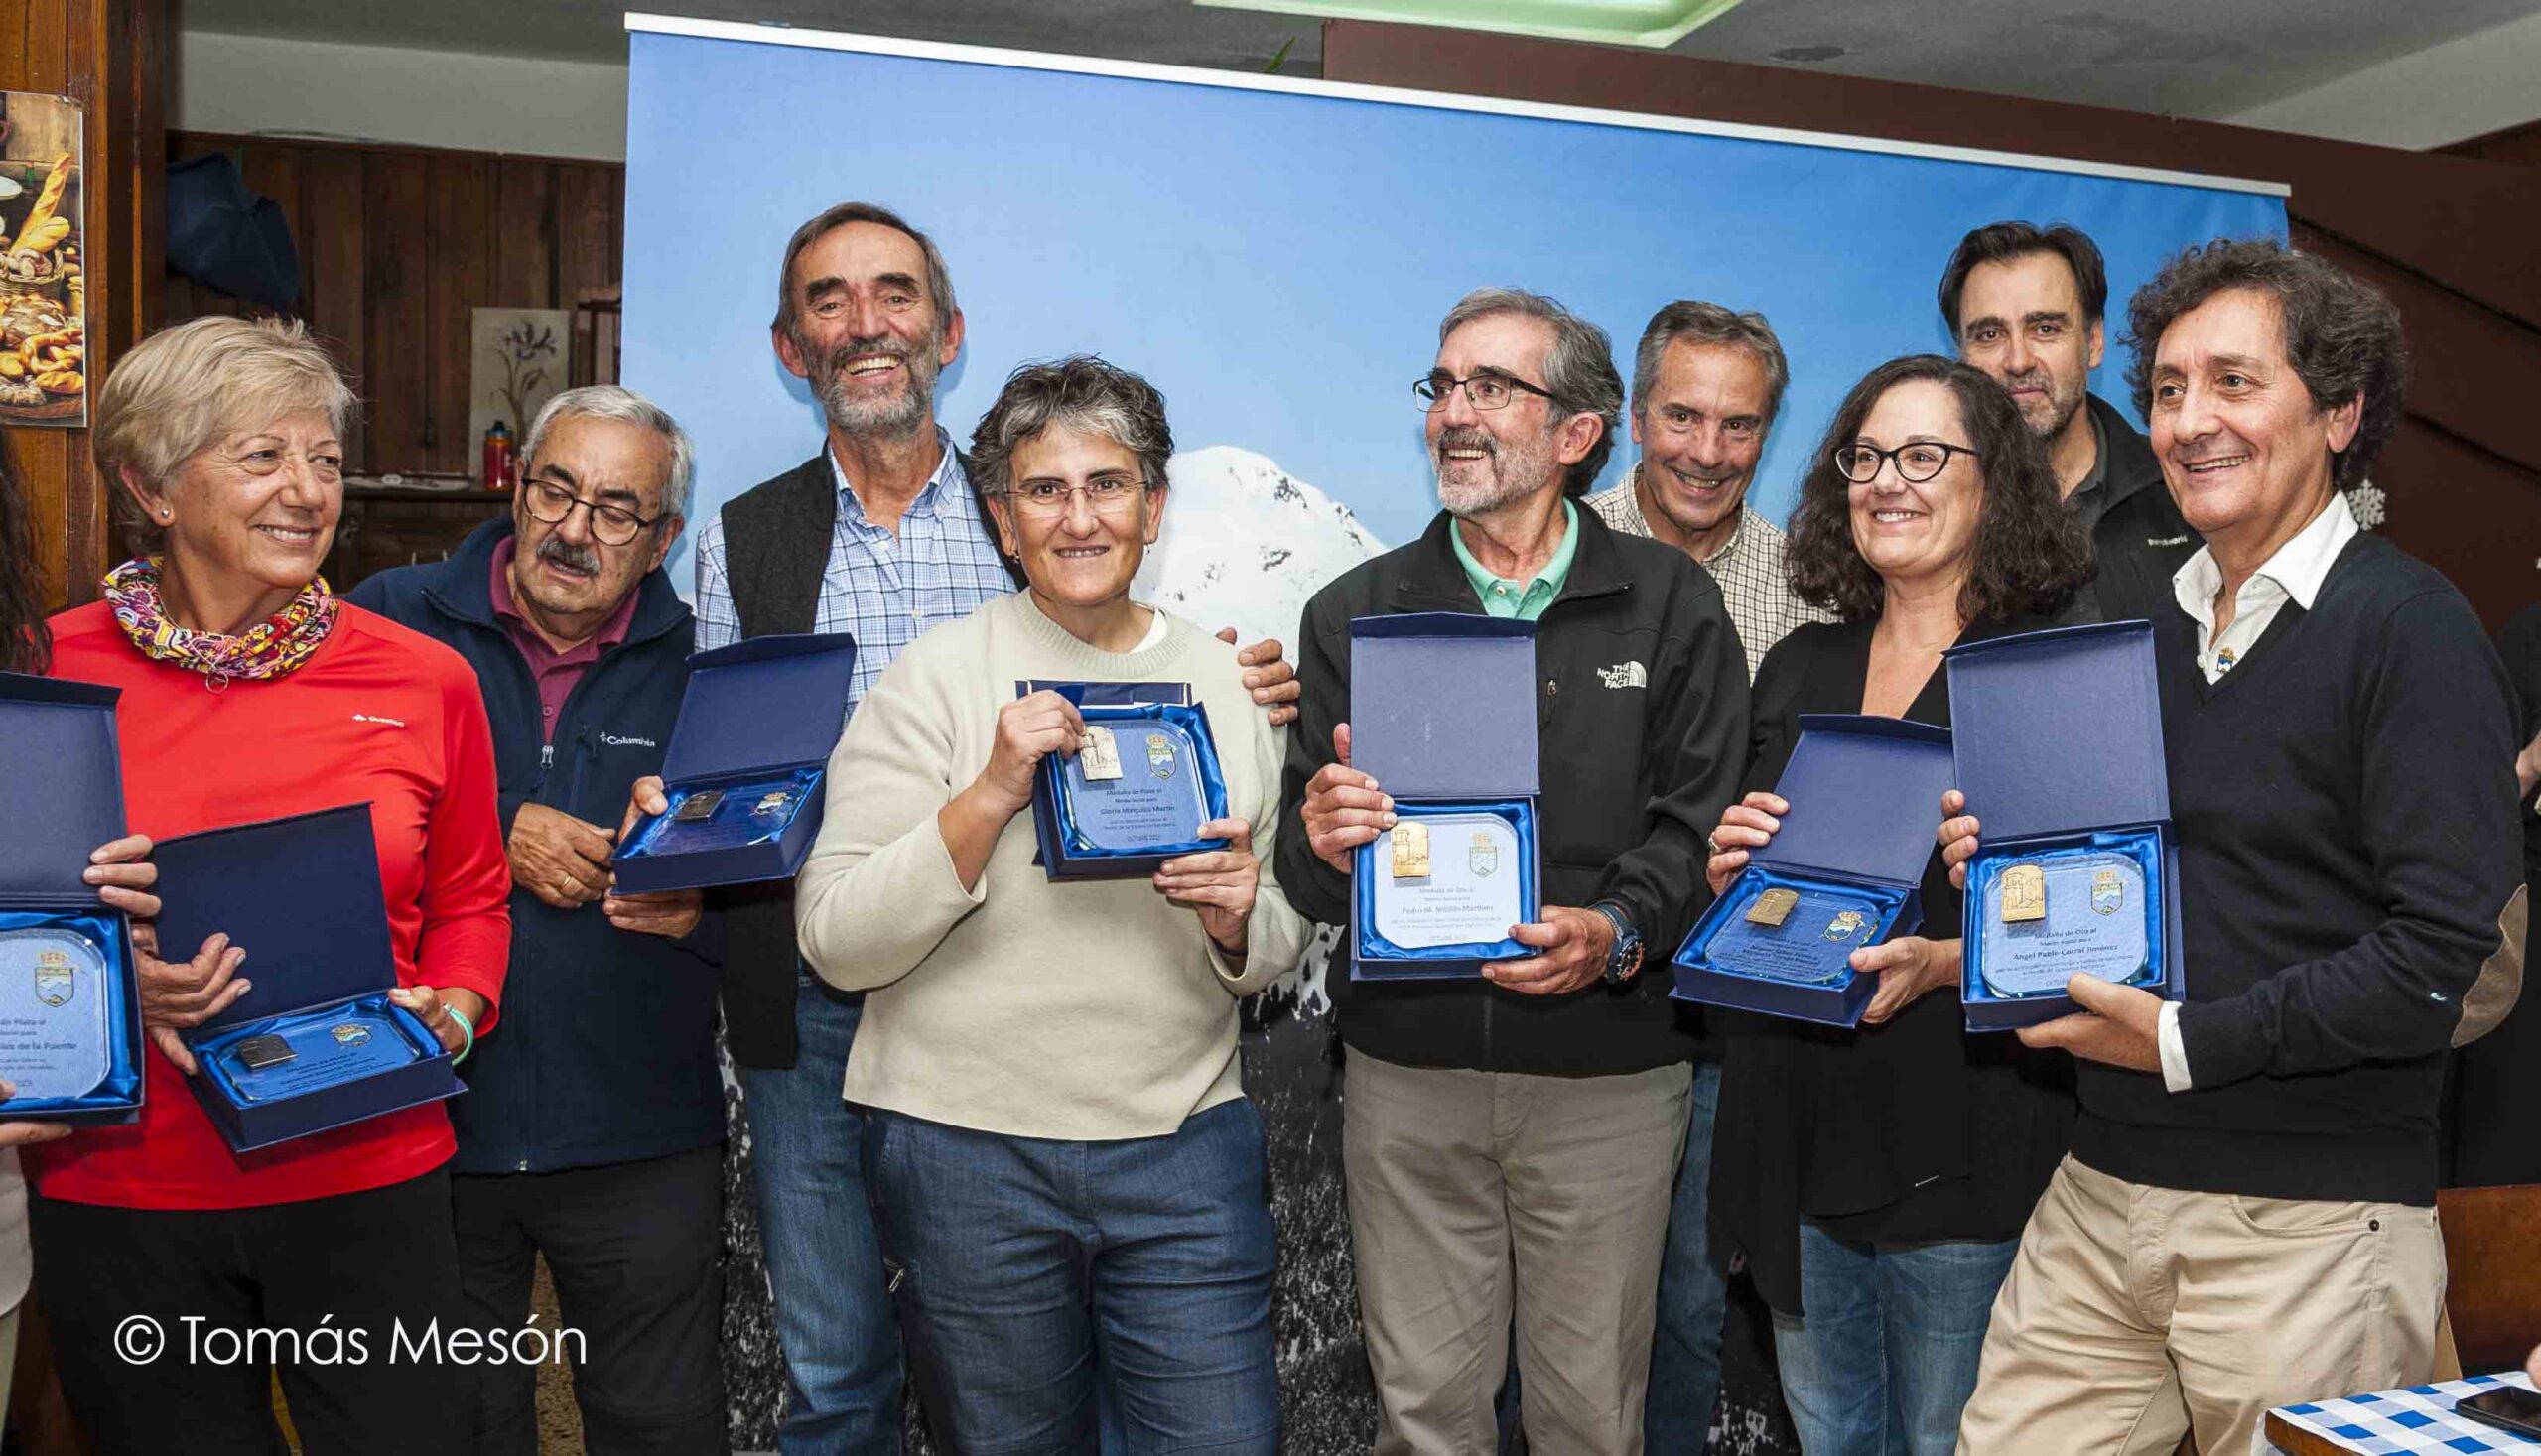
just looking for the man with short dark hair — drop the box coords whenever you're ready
[688,201,1301,1451]
[351,385,725,1452]
[1282,287,1748,1454]
[1587,298,1829,1452]
[1945,239,2525,1455]
[1940,221,2200,620]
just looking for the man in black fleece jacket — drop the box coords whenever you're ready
[1946,240,2526,1455]
[1280,288,1747,1454]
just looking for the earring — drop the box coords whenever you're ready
[157,505,173,520]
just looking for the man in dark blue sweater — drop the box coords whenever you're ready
[350,386,726,1454]
[1943,240,2525,1455]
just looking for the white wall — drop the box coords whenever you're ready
[2223,8,2541,150]
[176,30,628,160]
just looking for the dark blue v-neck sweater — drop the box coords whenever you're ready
[2070,531,2522,1207]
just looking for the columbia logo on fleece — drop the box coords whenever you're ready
[1597,661,1649,690]
[2147,535,2193,547]
[350,713,406,728]
[602,733,658,748]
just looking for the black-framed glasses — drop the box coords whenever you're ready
[1414,372,1557,413]
[1833,442,1981,485]
[1000,475,1152,519]
[521,476,667,547]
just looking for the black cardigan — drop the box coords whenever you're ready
[1707,616,2074,1317]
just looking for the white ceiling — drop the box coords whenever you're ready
[179,0,2541,122]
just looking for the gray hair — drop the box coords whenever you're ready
[1438,287,1623,495]
[521,385,697,527]
[94,316,358,553]
[1631,300,1791,429]
[968,355,1173,498]
[2123,238,2405,492]
[770,200,958,345]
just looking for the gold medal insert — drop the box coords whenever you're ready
[2000,863,2047,923]
[1745,887,1799,927]
[1390,821,1430,879]
[1079,725,1124,781]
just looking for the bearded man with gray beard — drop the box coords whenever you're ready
[1280,287,1750,1455]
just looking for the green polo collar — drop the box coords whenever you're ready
[1452,498,1578,621]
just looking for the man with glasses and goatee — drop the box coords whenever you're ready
[351,386,727,1451]
[1280,287,1748,1455]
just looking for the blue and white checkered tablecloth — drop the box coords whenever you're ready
[2265,1372,2541,1454]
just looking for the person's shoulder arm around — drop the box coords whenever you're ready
[794,651,997,993]
[1594,561,1753,955]
[405,653,514,1035]
[692,515,739,652]
[1275,585,1358,928]
[2176,590,2525,1088]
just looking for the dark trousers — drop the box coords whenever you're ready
[453,1144,726,1455]
[30,1166,464,1456]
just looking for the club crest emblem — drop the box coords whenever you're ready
[2091,867,2124,916]
[332,1023,372,1047]
[1145,733,1178,780]
[33,948,74,1008]
[1469,831,1498,877]
[1821,910,1867,943]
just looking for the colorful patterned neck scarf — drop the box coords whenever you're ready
[101,557,340,690]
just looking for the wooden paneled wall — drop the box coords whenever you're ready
[5,0,163,611]
[163,132,624,477]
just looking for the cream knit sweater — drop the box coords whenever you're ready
[795,591,1308,1140]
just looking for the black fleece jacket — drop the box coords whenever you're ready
[1277,507,1749,1077]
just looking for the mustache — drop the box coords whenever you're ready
[539,535,601,576]
[1434,426,1496,459]
[823,335,914,374]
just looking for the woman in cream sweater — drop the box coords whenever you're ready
[795,356,1307,1453]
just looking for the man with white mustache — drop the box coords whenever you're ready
[1283,287,1748,1454]
[1583,300,1831,1453]
[686,201,1302,1453]
[1939,221,2202,621]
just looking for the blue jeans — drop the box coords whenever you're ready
[1646,1057,1727,1454]
[736,982,904,1454]
[864,1098,1279,1455]
[1770,1223,2019,1456]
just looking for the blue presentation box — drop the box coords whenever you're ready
[0,672,145,1125]
[1347,613,1542,981]
[613,632,858,893]
[1945,621,2184,1030]
[1672,715,1956,1027]
[158,805,465,1152]
[1028,682,1230,880]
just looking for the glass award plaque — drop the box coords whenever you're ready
[208,1005,434,1106]
[1975,849,2156,998]
[624,771,820,859]
[1057,718,1212,854]
[1700,880,1887,988]
[1367,811,1527,951]
[0,923,112,1102]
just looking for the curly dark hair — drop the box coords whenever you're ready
[967,354,1173,501]
[0,432,48,674]
[2123,238,2404,492]
[1786,355,2090,626]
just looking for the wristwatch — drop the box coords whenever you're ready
[1591,903,1644,986]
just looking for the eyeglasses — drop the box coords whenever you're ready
[219,445,344,481]
[1001,475,1152,519]
[1414,372,1557,413]
[1833,442,1980,485]
[521,476,667,547]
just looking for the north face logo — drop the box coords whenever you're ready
[1597,661,1649,689]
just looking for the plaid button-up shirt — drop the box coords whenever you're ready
[1587,468,1833,683]
[693,433,1014,723]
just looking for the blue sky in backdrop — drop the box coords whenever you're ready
[624,27,2286,576]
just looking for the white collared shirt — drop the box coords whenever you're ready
[2154,491,2359,1092]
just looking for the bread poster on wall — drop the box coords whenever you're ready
[0,92,82,427]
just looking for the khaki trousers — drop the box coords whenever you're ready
[1955,1155,2446,1456]
[1343,1049,1692,1456]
